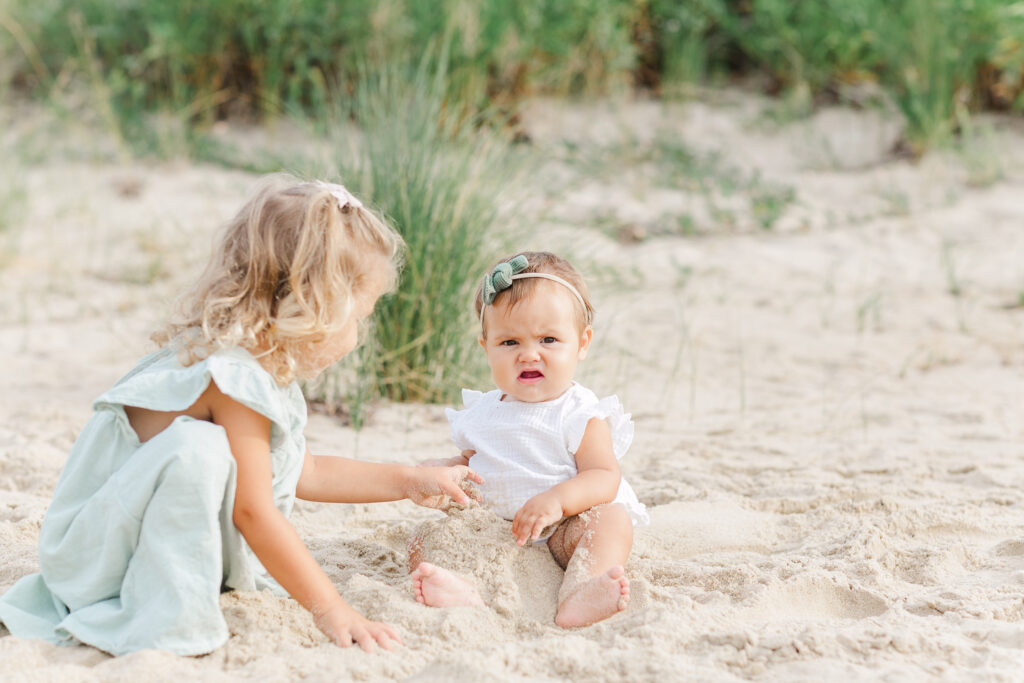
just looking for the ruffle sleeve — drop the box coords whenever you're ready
[93,347,303,451]
[564,393,634,460]
[444,388,488,451]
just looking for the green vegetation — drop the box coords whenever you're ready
[5,1,1024,153]
[304,58,524,422]
[0,110,24,269]
[1,0,639,135]
[561,133,796,234]
[3,0,1024,414]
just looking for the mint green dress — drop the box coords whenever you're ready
[0,346,307,656]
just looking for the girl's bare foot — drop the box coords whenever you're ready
[411,562,485,608]
[554,565,630,628]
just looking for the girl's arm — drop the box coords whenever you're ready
[296,450,482,507]
[206,382,399,652]
[512,417,621,545]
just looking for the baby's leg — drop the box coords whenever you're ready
[410,562,484,608]
[547,503,633,628]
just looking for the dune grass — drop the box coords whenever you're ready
[690,0,1024,151]
[302,56,528,421]
[0,3,931,187]
[0,143,24,270]
[3,0,638,142]
[0,13,25,268]
[8,1,1024,156]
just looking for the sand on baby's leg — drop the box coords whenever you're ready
[547,503,633,628]
[408,507,520,615]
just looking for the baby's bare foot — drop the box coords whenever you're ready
[411,562,484,608]
[555,566,629,628]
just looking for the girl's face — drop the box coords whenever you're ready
[300,271,389,379]
[480,281,592,403]
[319,295,375,365]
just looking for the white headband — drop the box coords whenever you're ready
[479,272,588,324]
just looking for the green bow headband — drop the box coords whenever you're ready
[481,255,529,305]
[480,255,587,319]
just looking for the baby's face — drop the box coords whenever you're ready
[480,281,592,403]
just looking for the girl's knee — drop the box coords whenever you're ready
[157,419,233,480]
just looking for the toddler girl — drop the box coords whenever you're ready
[0,175,481,655]
[411,251,648,627]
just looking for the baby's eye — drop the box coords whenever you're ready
[541,336,557,344]
[500,339,518,347]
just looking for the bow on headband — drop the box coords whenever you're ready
[481,255,529,305]
[480,255,588,316]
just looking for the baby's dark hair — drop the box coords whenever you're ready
[475,251,594,337]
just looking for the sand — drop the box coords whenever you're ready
[2,91,1024,681]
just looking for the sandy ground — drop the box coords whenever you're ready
[1,91,1024,681]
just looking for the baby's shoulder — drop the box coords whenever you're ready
[459,387,505,412]
[560,383,602,413]
[559,384,634,458]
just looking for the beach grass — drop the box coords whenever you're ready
[6,1,1024,156]
[303,55,528,421]
[0,82,24,269]
[560,130,796,234]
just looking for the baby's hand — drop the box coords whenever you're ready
[406,465,483,510]
[512,491,563,545]
[314,601,402,652]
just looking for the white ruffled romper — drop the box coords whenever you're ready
[0,346,307,656]
[445,382,649,529]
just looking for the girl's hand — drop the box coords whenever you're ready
[419,450,475,468]
[406,465,483,510]
[512,491,563,545]
[314,600,402,652]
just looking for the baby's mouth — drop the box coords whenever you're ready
[518,370,544,384]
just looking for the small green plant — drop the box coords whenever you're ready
[878,187,911,217]
[957,114,1004,188]
[0,138,24,270]
[750,181,796,230]
[856,291,883,333]
[940,238,971,332]
[940,238,962,298]
[559,131,795,234]
[309,55,529,422]
[674,213,697,236]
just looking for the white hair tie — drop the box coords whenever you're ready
[316,181,363,211]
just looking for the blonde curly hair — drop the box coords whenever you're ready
[154,174,404,384]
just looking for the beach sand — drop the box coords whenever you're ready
[2,92,1024,681]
